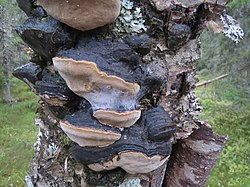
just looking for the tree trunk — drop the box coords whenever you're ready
[0,5,14,105]
[13,0,232,186]
[165,120,227,187]
[3,55,13,105]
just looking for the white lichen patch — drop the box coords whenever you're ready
[119,178,142,187]
[46,142,59,157]
[220,14,244,44]
[114,0,147,33]
[34,118,44,152]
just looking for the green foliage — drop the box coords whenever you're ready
[197,0,250,90]
[196,81,250,187]
[196,1,250,185]
[196,1,250,186]
[0,71,3,87]
[0,79,38,186]
[227,0,249,9]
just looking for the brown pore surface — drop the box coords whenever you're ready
[93,110,141,128]
[60,121,121,147]
[37,0,121,31]
[88,151,169,174]
[53,57,140,98]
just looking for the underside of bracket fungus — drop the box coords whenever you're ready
[60,110,121,147]
[93,110,141,128]
[53,38,167,128]
[72,107,176,174]
[37,0,121,31]
[52,57,140,108]
[89,152,169,174]
[53,57,142,128]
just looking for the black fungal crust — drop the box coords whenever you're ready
[13,62,42,84]
[123,34,152,55]
[71,106,175,165]
[35,69,72,97]
[165,23,192,51]
[57,38,167,101]
[134,0,167,38]
[63,109,120,134]
[16,0,46,18]
[12,63,77,118]
[13,63,82,119]
[35,69,82,118]
[16,16,77,61]
[145,107,176,141]
[85,168,126,187]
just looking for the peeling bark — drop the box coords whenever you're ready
[165,121,227,187]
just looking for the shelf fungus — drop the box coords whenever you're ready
[71,107,176,174]
[35,69,81,118]
[53,57,141,128]
[13,62,42,86]
[60,110,121,147]
[53,39,167,128]
[93,110,141,128]
[37,0,121,31]
[16,16,76,60]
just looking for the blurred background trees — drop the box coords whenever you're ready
[0,1,38,186]
[197,0,250,90]
[195,1,250,186]
[0,0,29,104]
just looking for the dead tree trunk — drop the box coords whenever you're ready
[13,0,234,186]
[165,120,227,186]
[0,6,13,105]
[2,54,13,105]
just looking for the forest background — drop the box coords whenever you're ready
[0,0,249,186]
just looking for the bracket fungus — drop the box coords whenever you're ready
[37,0,121,31]
[60,110,122,147]
[88,152,169,175]
[72,107,176,174]
[16,16,76,60]
[53,38,167,128]
[13,62,42,85]
[56,38,166,101]
[53,57,141,128]
[93,110,141,128]
[35,68,81,118]
[52,57,140,108]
